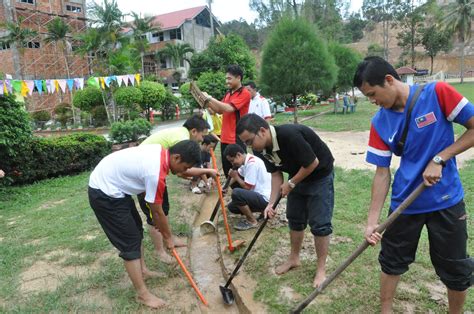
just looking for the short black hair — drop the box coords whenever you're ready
[244,81,257,89]
[183,115,210,132]
[236,113,269,135]
[223,144,245,158]
[353,56,401,88]
[202,134,218,145]
[226,64,244,81]
[169,140,201,165]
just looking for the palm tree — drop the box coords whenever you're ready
[87,0,125,50]
[0,17,38,78]
[157,43,194,86]
[130,12,160,76]
[44,17,72,78]
[441,0,473,83]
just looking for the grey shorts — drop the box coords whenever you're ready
[286,171,334,236]
[228,188,268,214]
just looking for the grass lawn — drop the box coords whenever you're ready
[0,173,197,312]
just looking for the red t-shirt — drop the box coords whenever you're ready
[220,87,251,144]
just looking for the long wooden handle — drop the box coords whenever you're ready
[290,183,426,313]
[209,176,232,222]
[190,81,207,108]
[210,147,235,251]
[171,249,208,306]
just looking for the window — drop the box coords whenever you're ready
[152,32,164,41]
[19,0,35,4]
[24,41,40,49]
[169,28,181,40]
[66,4,82,13]
[0,42,11,50]
[160,57,167,69]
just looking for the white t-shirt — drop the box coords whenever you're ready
[89,145,169,204]
[238,154,271,201]
[248,92,272,119]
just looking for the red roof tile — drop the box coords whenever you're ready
[151,6,207,30]
[396,66,417,75]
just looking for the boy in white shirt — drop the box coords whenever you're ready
[224,144,271,230]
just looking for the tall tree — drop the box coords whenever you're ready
[421,25,453,74]
[342,12,368,43]
[249,0,302,26]
[220,19,261,49]
[0,18,38,78]
[328,42,363,92]
[87,0,125,51]
[130,12,160,76]
[301,0,348,41]
[396,0,424,68]
[441,0,473,83]
[261,17,337,123]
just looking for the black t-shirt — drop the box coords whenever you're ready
[257,124,334,182]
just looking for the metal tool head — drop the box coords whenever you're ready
[219,284,235,305]
[199,220,216,235]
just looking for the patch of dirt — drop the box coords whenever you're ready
[78,234,97,241]
[24,238,46,246]
[0,237,3,242]
[20,249,115,294]
[36,199,67,211]
[425,280,448,306]
[69,289,113,311]
[399,301,416,313]
[7,221,16,226]
[331,236,353,245]
[398,282,421,296]
[315,130,474,170]
[280,286,302,301]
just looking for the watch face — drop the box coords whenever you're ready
[433,156,442,164]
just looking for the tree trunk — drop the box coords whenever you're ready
[141,52,145,77]
[383,20,389,61]
[460,39,465,84]
[430,55,434,75]
[63,46,76,125]
[293,94,298,124]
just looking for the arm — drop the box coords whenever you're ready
[264,171,284,219]
[202,92,235,113]
[148,202,174,249]
[365,166,391,246]
[423,117,474,186]
[183,167,217,178]
[281,158,319,196]
[229,169,251,190]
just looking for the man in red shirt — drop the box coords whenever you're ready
[202,64,251,176]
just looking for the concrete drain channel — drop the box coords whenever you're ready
[189,191,267,313]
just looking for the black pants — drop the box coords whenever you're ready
[221,139,246,178]
[137,187,170,226]
[227,188,268,214]
[379,201,472,291]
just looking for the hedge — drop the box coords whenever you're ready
[3,133,111,185]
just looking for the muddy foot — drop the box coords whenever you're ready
[313,273,326,288]
[173,236,187,247]
[156,251,174,264]
[142,269,165,279]
[137,292,167,309]
[275,260,301,275]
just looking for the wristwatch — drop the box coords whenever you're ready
[432,155,446,167]
[288,179,296,189]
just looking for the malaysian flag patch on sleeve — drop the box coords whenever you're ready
[415,112,437,128]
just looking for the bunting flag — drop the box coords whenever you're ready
[34,80,43,95]
[21,81,29,97]
[25,80,35,96]
[116,75,125,87]
[58,79,67,93]
[99,77,106,89]
[105,76,115,88]
[46,80,55,94]
[6,80,13,94]
[66,79,74,92]
[12,80,22,93]
[128,74,135,86]
[87,77,100,89]
[54,80,60,93]
[0,81,4,95]
[74,78,84,90]
[134,73,141,86]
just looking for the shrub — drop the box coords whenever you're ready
[30,110,51,122]
[109,118,152,143]
[91,106,108,126]
[54,103,72,127]
[2,133,111,185]
[114,86,143,110]
[138,81,167,113]
[73,86,103,112]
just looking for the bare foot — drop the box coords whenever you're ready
[137,292,166,309]
[275,259,301,275]
[156,250,174,264]
[313,272,326,288]
[142,269,165,279]
[173,236,187,247]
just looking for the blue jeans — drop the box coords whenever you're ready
[286,171,334,236]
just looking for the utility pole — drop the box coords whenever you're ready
[208,0,214,36]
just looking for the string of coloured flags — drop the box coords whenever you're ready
[0,74,141,97]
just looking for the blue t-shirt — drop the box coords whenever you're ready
[366,81,474,214]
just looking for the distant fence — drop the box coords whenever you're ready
[414,70,474,83]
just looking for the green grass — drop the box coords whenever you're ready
[0,173,196,312]
[246,163,474,313]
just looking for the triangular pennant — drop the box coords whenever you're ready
[46,80,55,94]
[42,80,47,93]
[74,78,84,90]
[6,80,12,93]
[99,77,106,89]
[21,81,29,97]
[66,79,74,92]
[117,75,125,87]
[54,80,60,93]
[134,74,141,86]
[128,74,135,86]
[12,80,22,93]
[34,80,43,95]
[0,80,4,95]
[87,77,100,89]
[58,79,67,93]
[25,80,35,96]
[104,76,114,88]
